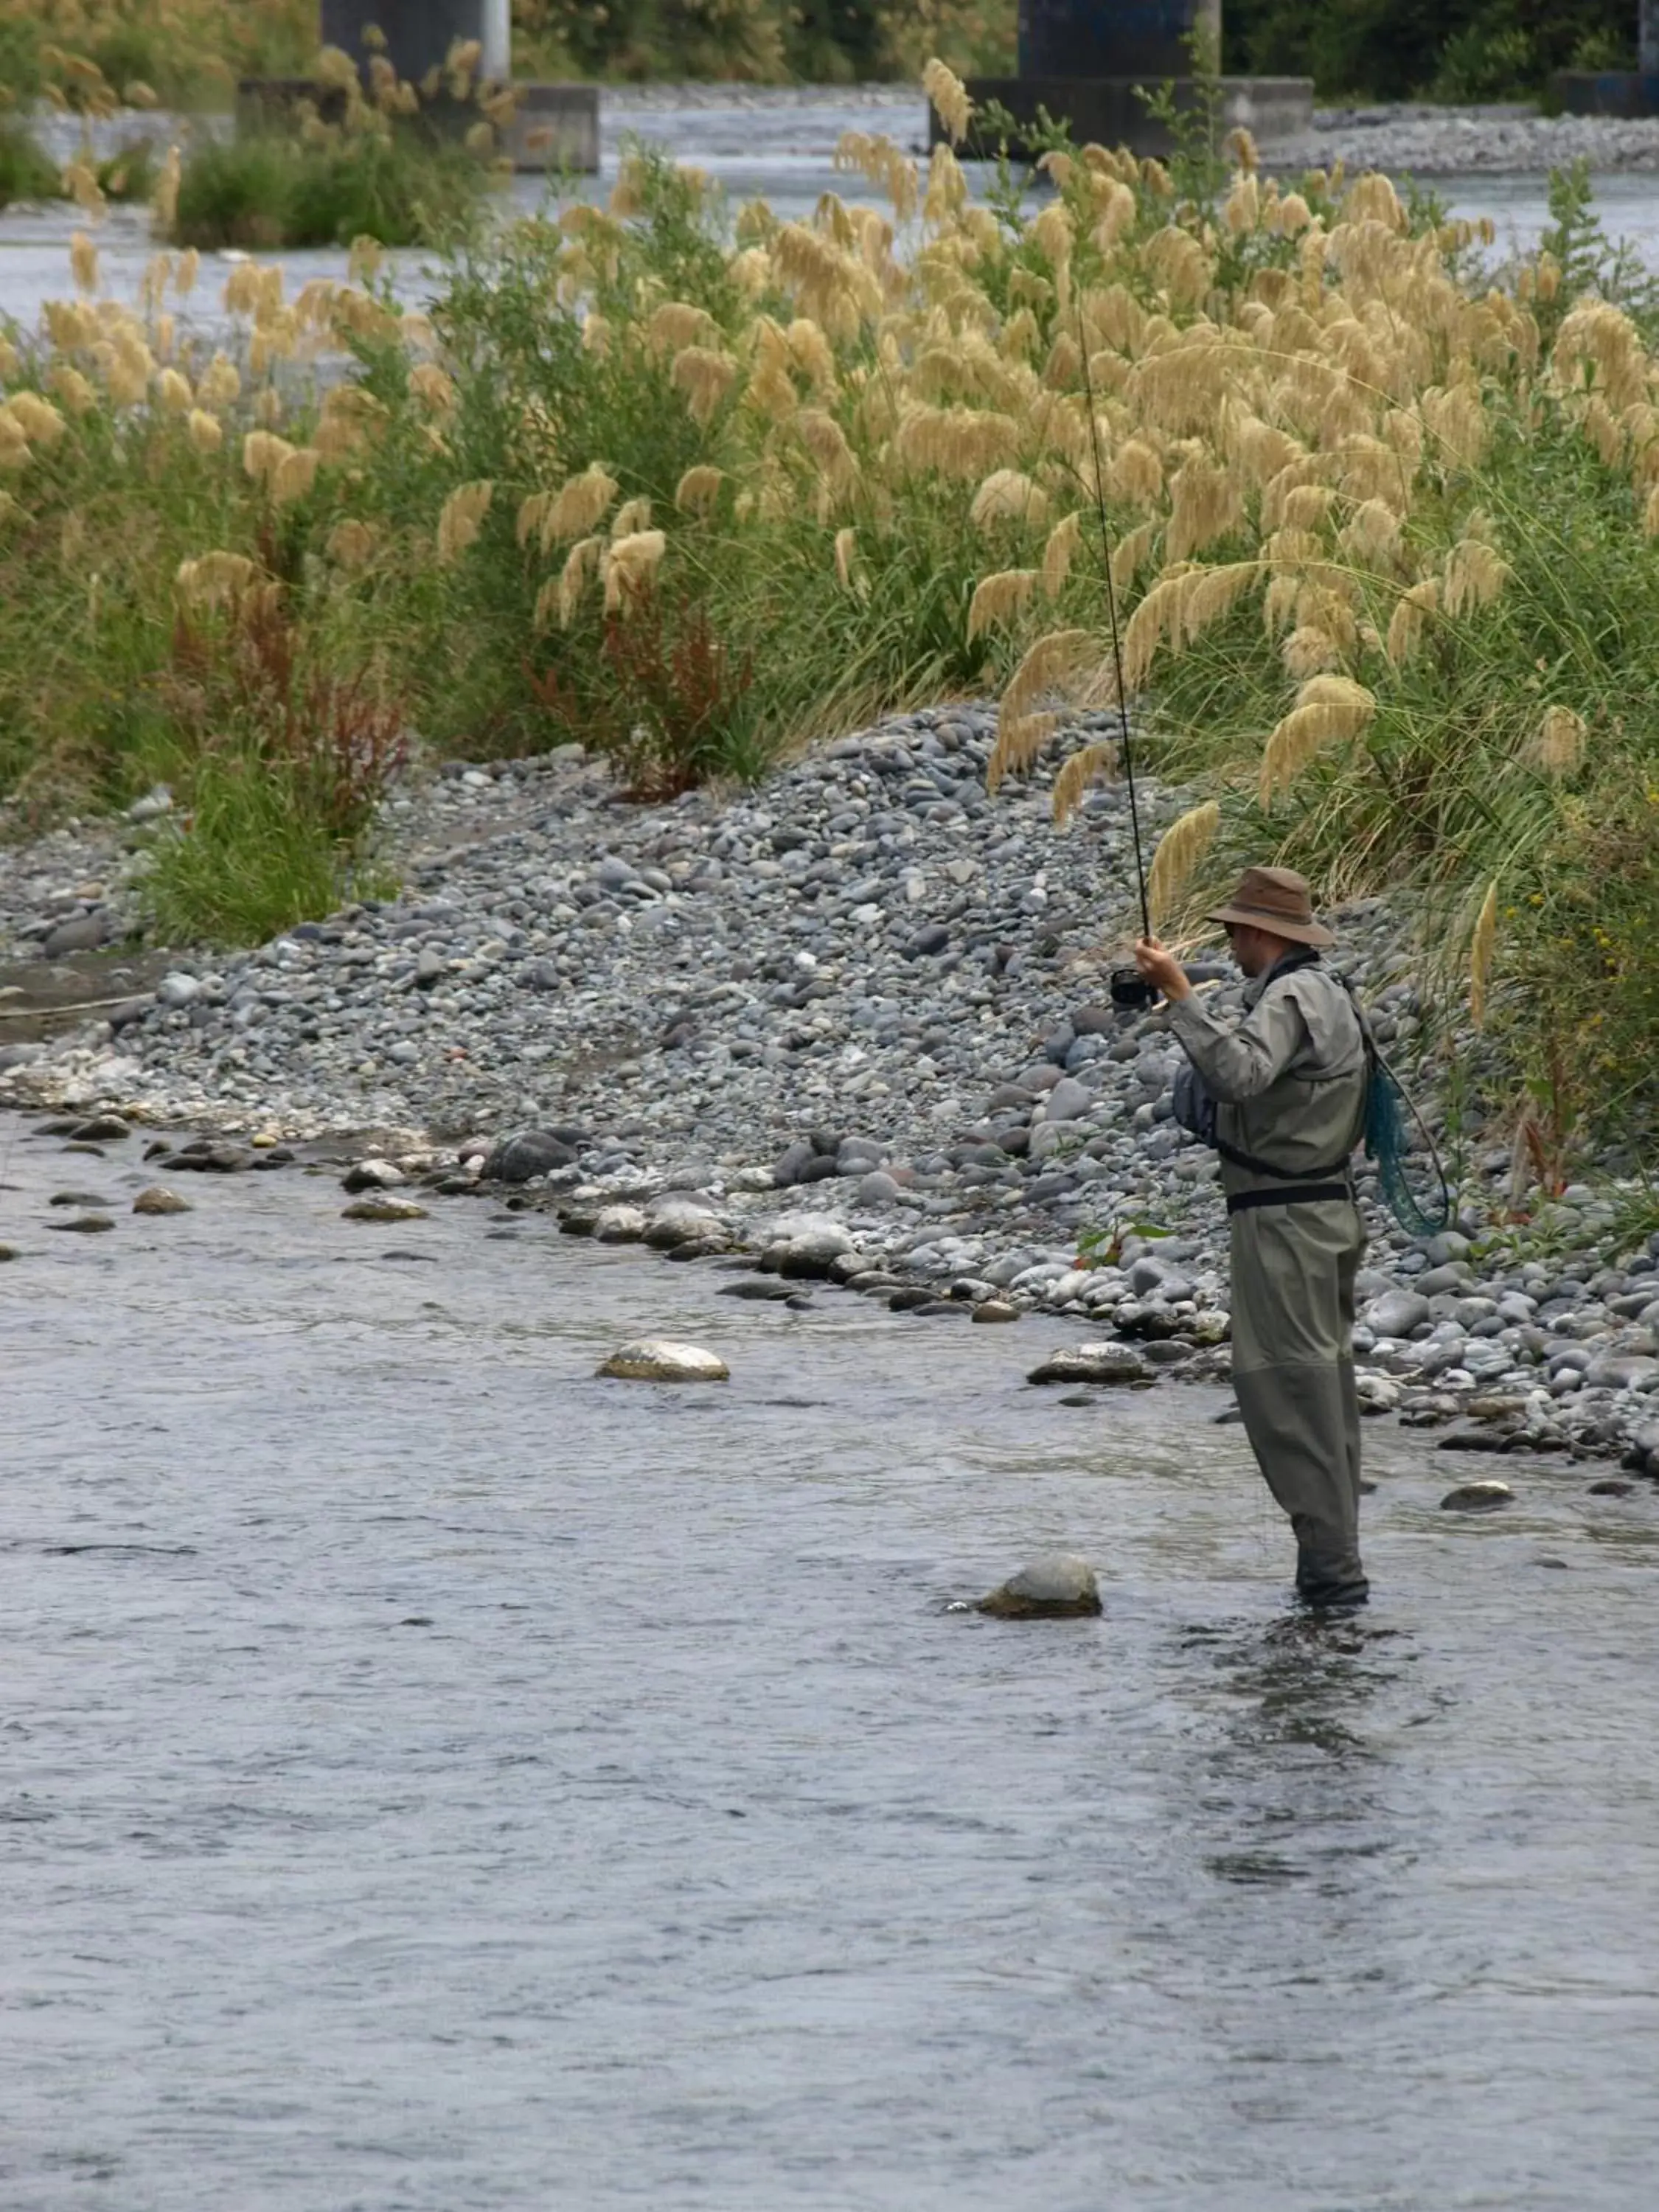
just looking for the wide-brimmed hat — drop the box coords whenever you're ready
[1204,864,1334,948]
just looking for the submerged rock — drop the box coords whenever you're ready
[47,1214,114,1233]
[975,1553,1102,1619]
[1439,1478,1514,1512]
[597,1339,729,1382]
[341,1196,430,1223]
[132,1186,190,1215]
[1028,1343,1151,1385]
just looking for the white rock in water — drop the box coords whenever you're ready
[341,1195,429,1222]
[341,1157,406,1193]
[976,1553,1102,1619]
[597,1340,729,1382]
[1439,1478,1514,1512]
[594,1204,648,1242]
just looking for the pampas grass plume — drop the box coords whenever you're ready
[967,568,1037,641]
[1051,741,1121,825]
[1147,799,1220,920]
[1526,705,1587,777]
[970,469,1048,530]
[602,529,667,613]
[437,480,494,563]
[1468,879,1498,1029]
[1260,675,1377,807]
[922,58,972,146]
[675,465,725,515]
[543,465,619,548]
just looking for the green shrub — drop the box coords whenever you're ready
[136,594,406,944]
[172,125,492,251]
[0,118,60,208]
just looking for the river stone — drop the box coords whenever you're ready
[1043,1076,1095,1123]
[0,1244,16,1261]
[341,1196,430,1222]
[482,1130,579,1183]
[972,1299,1020,1323]
[1363,1289,1432,1338]
[975,1553,1102,1619]
[341,1158,406,1193]
[1439,1478,1514,1512]
[1583,1352,1659,1391]
[42,912,111,958]
[594,1203,647,1242]
[1028,1343,1151,1385]
[69,1114,130,1142]
[644,1201,723,1251]
[48,1214,114,1232]
[597,1340,729,1382]
[133,1186,190,1215]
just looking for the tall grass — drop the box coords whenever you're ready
[0,0,315,114]
[1,67,1655,1166]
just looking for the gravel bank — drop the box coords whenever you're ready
[1266,100,1659,176]
[4,711,1658,1481]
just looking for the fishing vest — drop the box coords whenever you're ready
[1203,955,1369,1200]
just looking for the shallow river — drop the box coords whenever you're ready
[3,1110,1658,2208]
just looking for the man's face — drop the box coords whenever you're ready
[1227,922,1273,977]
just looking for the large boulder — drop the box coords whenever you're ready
[597,1340,729,1382]
[1028,1343,1151,1385]
[643,1198,726,1251]
[975,1554,1102,1619]
[481,1130,580,1183]
[761,1214,855,1279]
[1362,1289,1432,1339]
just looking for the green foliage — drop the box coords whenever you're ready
[0,116,60,206]
[1223,0,1631,100]
[509,0,1013,81]
[0,0,316,116]
[333,147,981,782]
[136,595,406,943]
[172,125,493,251]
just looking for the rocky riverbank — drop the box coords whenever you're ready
[4,708,1658,1481]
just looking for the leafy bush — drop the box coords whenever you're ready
[0,116,59,206]
[1223,0,1632,100]
[139,591,406,942]
[0,0,315,114]
[172,125,492,251]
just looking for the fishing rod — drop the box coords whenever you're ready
[1075,325,1158,1009]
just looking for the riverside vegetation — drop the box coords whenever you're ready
[1,0,1643,100]
[1,59,1657,1169]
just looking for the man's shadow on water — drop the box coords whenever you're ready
[1171,1613,1413,1890]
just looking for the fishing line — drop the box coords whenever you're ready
[1076,329,1156,1004]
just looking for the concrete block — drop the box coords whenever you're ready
[946,75,1313,159]
[501,82,599,173]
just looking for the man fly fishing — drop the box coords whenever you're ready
[1135,872,1371,1609]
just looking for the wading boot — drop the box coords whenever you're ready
[1293,1518,1369,1610]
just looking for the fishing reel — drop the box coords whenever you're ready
[1110,967,1160,1012]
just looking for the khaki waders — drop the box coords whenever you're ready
[1169,953,1371,1606]
[1228,1190,1367,1603]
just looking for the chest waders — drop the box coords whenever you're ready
[1195,959,1371,1609]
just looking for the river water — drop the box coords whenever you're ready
[3,1111,1658,2207]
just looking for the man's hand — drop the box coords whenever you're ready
[1134,936,1192,1003]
